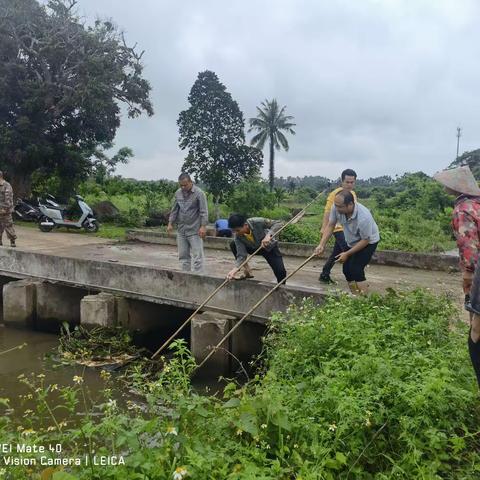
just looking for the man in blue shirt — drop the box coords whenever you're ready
[215,218,232,238]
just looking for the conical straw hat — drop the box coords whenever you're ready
[433,166,480,196]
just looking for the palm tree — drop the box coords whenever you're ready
[249,99,296,191]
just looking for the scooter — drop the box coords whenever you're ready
[38,194,99,233]
[13,198,42,222]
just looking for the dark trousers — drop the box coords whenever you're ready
[217,229,232,238]
[321,231,348,277]
[342,242,378,282]
[468,258,480,313]
[230,241,287,283]
[465,259,480,388]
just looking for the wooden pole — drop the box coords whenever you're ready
[151,190,326,359]
[194,253,317,371]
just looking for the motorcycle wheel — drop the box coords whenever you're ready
[83,219,99,233]
[38,218,54,232]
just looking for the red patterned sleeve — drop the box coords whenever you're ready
[454,208,480,273]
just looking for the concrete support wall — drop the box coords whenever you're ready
[80,292,116,328]
[0,275,14,308]
[191,311,234,378]
[3,279,39,328]
[36,283,87,331]
[3,278,265,379]
[231,321,266,367]
[191,312,266,378]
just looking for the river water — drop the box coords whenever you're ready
[0,314,120,421]
[0,314,224,422]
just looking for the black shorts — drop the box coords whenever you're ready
[342,242,378,282]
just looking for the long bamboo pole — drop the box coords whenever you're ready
[194,252,317,371]
[151,189,327,359]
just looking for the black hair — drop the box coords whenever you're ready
[341,169,357,180]
[335,189,355,205]
[178,172,192,181]
[228,213,246,229]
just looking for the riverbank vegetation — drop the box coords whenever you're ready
[1,290,478,479]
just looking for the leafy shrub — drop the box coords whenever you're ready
[280,223,319,244]
[207,195,231,222]
[227,179,275,216]
[2,291,478,479]
[258,206,291,220]
[373,209,455,252]
[144,191,170,217]
[294,186,318,203]
[116,208,145,227]
[258,291,479,478]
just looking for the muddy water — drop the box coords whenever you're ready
[0,319,224,417]
[0,312,121,423]
[0,326,108,395]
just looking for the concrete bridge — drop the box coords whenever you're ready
[0,226,463,375]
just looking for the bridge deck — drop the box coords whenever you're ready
[0,226,464,320]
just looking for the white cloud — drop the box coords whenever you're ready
[77,0,480,180]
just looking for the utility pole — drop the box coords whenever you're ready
[456,126,462,160]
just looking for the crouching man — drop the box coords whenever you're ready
[314,190,379,295]
[226,214,287,283]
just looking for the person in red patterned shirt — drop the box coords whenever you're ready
[434,166,480,387]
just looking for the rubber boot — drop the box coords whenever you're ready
[468,330,480,388]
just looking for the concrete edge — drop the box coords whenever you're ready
[0,249,328,324]
[126,229,459,273]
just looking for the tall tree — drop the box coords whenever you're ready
[0,0,153,197]
[249,99,296,191]
[178,70,263,216]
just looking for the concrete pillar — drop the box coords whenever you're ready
[191,311,234,378]
[231,321,266,369]
[115,296,129,328]
[80,292,116,328]
[36,283,86,331]
[2,279,39,328]
[116,299,195,351]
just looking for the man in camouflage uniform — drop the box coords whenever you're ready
[434,166,480,387]
[0,171,16,247]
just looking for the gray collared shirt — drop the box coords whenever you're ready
[329,202,380,247]
[169,185,208,236]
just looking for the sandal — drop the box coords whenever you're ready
[234,271,255,280]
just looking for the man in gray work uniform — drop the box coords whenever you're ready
[0,170,16,247]
[167,173,208,273]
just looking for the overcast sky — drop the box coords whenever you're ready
[77,0,480,181]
